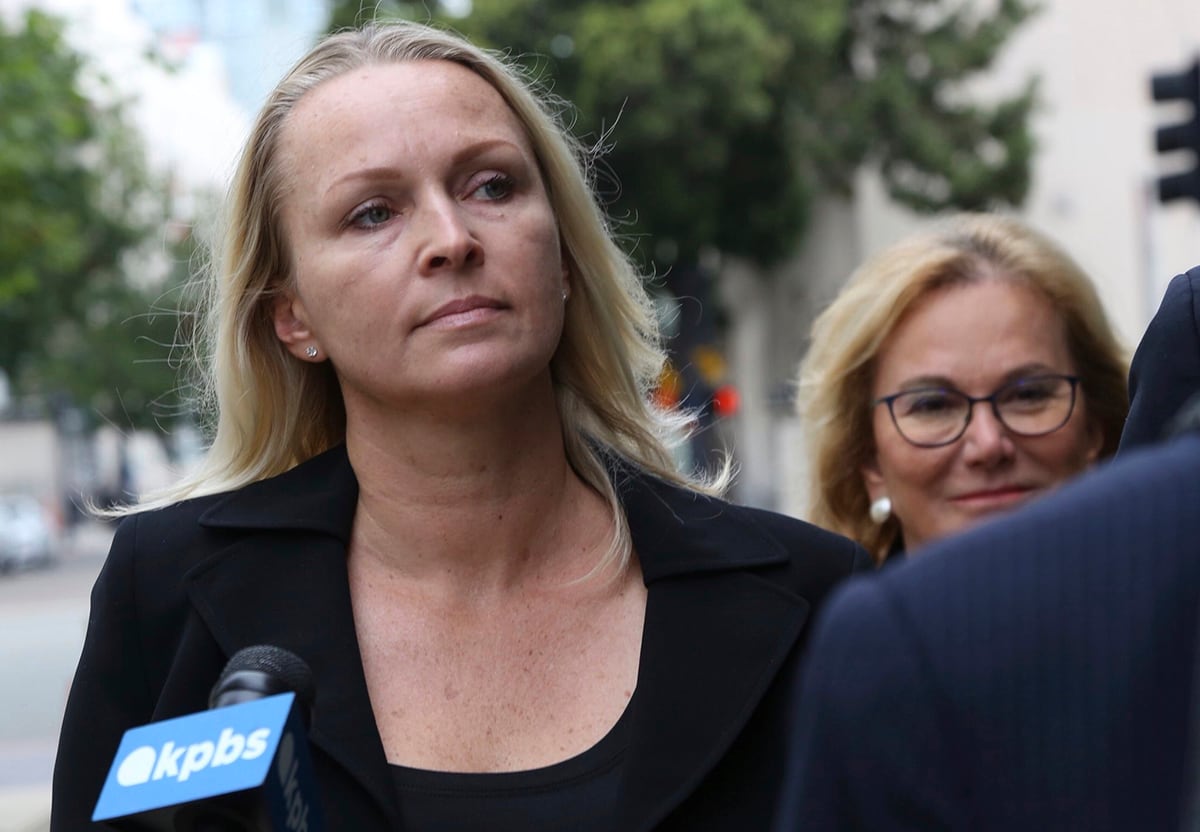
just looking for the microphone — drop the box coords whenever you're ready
[92,646,326,831]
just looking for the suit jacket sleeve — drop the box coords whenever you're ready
[774,576,966,832]
[51,515,154,831]
[1120,268,1200,452]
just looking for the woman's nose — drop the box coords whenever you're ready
[416,197,484,275]
[961,402,1016,466]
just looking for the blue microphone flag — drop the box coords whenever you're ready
[93,691,323,830]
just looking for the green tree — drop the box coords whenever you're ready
[0,9,181,431]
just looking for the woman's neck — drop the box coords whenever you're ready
[343,391,612,595]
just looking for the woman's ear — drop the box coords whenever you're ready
[861,455,888,503]
[271,291,316,360]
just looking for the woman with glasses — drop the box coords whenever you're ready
[796,213,1129,562]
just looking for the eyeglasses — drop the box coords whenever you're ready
[873,374,1081,448]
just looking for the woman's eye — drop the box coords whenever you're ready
[1002,382,1055,405]
[914,394,950,410]
[348,202,393,229]
[472,174,514,201]
[898,392,957,418]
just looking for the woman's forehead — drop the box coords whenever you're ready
[874,279,1071,390]
[275,61,535,197]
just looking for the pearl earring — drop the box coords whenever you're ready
[304,346,318,359]
[562,288,569,302]
[869,496,892,525]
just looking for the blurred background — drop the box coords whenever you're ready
[1,0,1198,828]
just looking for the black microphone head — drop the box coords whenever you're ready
[208,645,316,722]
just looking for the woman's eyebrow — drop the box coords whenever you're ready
[324,138,527,197]
[893,375,957,391]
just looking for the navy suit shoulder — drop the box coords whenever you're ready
[777,435,1200,831]
[774,571,966,831]
[1120,267,1200,452]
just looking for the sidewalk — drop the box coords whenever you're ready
[0,520,112,832]
[0,785,50,832]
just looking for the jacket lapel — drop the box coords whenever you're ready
[616,472,810,830]
[182,446,402,826]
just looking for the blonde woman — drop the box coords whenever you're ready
[53,21,867,831]
[797,214,1128,563]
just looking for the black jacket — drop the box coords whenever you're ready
[52,445,869,830]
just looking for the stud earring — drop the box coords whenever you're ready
[869,496,892,525]
[562,288,569,302]
[304,346,318,359]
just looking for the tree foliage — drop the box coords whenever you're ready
[0,9,181,430]
[820,0,1037,214]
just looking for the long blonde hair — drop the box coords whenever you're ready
[133,22,721,567]
[797,213,1129,562]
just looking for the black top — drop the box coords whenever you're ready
[389,702,631,831]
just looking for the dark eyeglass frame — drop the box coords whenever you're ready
[872,374,1082,449]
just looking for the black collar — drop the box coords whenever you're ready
[198,443,791,581]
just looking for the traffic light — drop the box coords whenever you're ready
[1151,59,1200,203]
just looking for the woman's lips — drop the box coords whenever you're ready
[951,486,1036,511]
[419,296,506,328]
